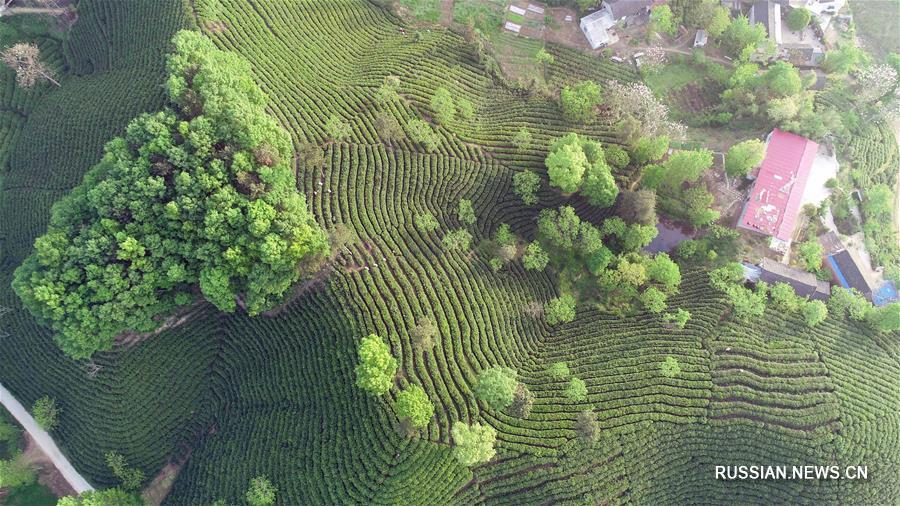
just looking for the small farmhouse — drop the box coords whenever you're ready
[758,258,831,300]
[737,129,818,251]
[826,250,875,300]
[749,0,782,45]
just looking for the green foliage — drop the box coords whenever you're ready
[508,383,535,418]
[451,422,496,467]
[457,97,475,120]
[545,294,577,325]
[12,31,329,358]
[866,303,900,332]
[522,241,550,271]
[862,184,893,218]
[32,395,59,431]
[564,377,587,402]
[246,476,277,506]
[394,385,435,428]
[430,87,455,124]
[474,366,518,410]
[640,286,668,313]
[57,489,143,506]
[725,139,766,177]
[523,242,549,271]
[407,119,439,152]
[560,81,602,124]
[512,127,533,153]
[663,308,691,328]
[575,409,599,443]
[828,287,870,321]
[786,8,811,32]
[546,134,589,193]
[442,229,473,251]
[457,199,476,225]
[546,133,618,205]
[105,451,145,491]
[650,5,677,36]
[722,15,768,60]
[660,356,681,378]
[604,144,630,169]
[0,454,35,489]
[325,114,352,141]
[631,136,670,165]
[548,361,570,379]
[513,170,540,205]
[354,334,397,395]
[535,47,555,67]
[802,299,828,327]
[649,149,714,190]
[796,240,823,272]
[823,43,867,75]
[414,212,440,233]
[770,282,802,313]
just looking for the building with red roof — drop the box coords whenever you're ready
[737,129,818,251]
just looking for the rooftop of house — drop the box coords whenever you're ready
[750,0,783,45]
[759,257,831,300]
[827,250,874,296]
[737,129,819,242]
[580,6,616,48]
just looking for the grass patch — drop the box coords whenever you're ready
[454,0,505,35]
[851,0,900,60]
[397,0,442,23]
[644,63,698,95]
[507,12,525,25]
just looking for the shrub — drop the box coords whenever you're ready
[508,383,535,418]
[354,334,397,395]
[548,361,570,379]
[246,476,277,506]
[458,199,476,225]
[32,395,60,431]
[414,212,440,233]
[513,170,541,205]
[523,242,549,271]
[575,409,599,443]
[452,422,496,466]
[565,377,587,402]
[660,356,681,378]
[545,294,577,325]
[430,87,455,124]
[442,229,473,251]
[394,385,434,428]
[474,366,518,410]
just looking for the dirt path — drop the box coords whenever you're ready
[0,383,94,493]
[0,6,67,16]
[20,432,77,498]
[439,0,454,27]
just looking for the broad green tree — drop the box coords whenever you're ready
[394,385,435,428]
[523,242,550,271]
[246,476,277,506]
[650,5,677,36]
[442,229,473,251]
[786,7,811,31]
[452,422,497,466]
[513,170,540,205]
[512,127,533,153]
[631,136,670,165]
[458,199,476,225]
[545,294,577,325]
[546,137,589,193]
[431,87,456,124]
[57,489,142,506]
[474,366,518,410]
[802,300,828,327]
[355,334,397,395]
[32,395,59,431]
[575,409,599,443]
[565,377,588,401]
[12,31,330,358]
[725,139,766,177]
[560,81,602,124]
[660,356,681,377]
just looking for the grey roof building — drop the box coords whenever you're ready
[759,257,831,301]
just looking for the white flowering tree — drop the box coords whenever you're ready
[606,81,686,140]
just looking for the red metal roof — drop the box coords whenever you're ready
[738,129,818,242]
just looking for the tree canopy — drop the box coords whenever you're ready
[12,31,330,358]
[546,133,618,206]
[560,81,602,124]
[394,385,434,428]
[725,139,766,177]
[452,422,497,466]
[474,366,518,410]
[354,334,398,395]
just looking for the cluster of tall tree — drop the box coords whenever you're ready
[12,31,330,358]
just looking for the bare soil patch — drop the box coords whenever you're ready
[19,433,75,498]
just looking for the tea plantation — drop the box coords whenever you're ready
[0,0,896,504]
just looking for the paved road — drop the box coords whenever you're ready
[0,383,94,493]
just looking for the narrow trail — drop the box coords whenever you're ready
[0,382,94,494]
[0,7,67,16]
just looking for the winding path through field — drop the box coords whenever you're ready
[0,382,94,494]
